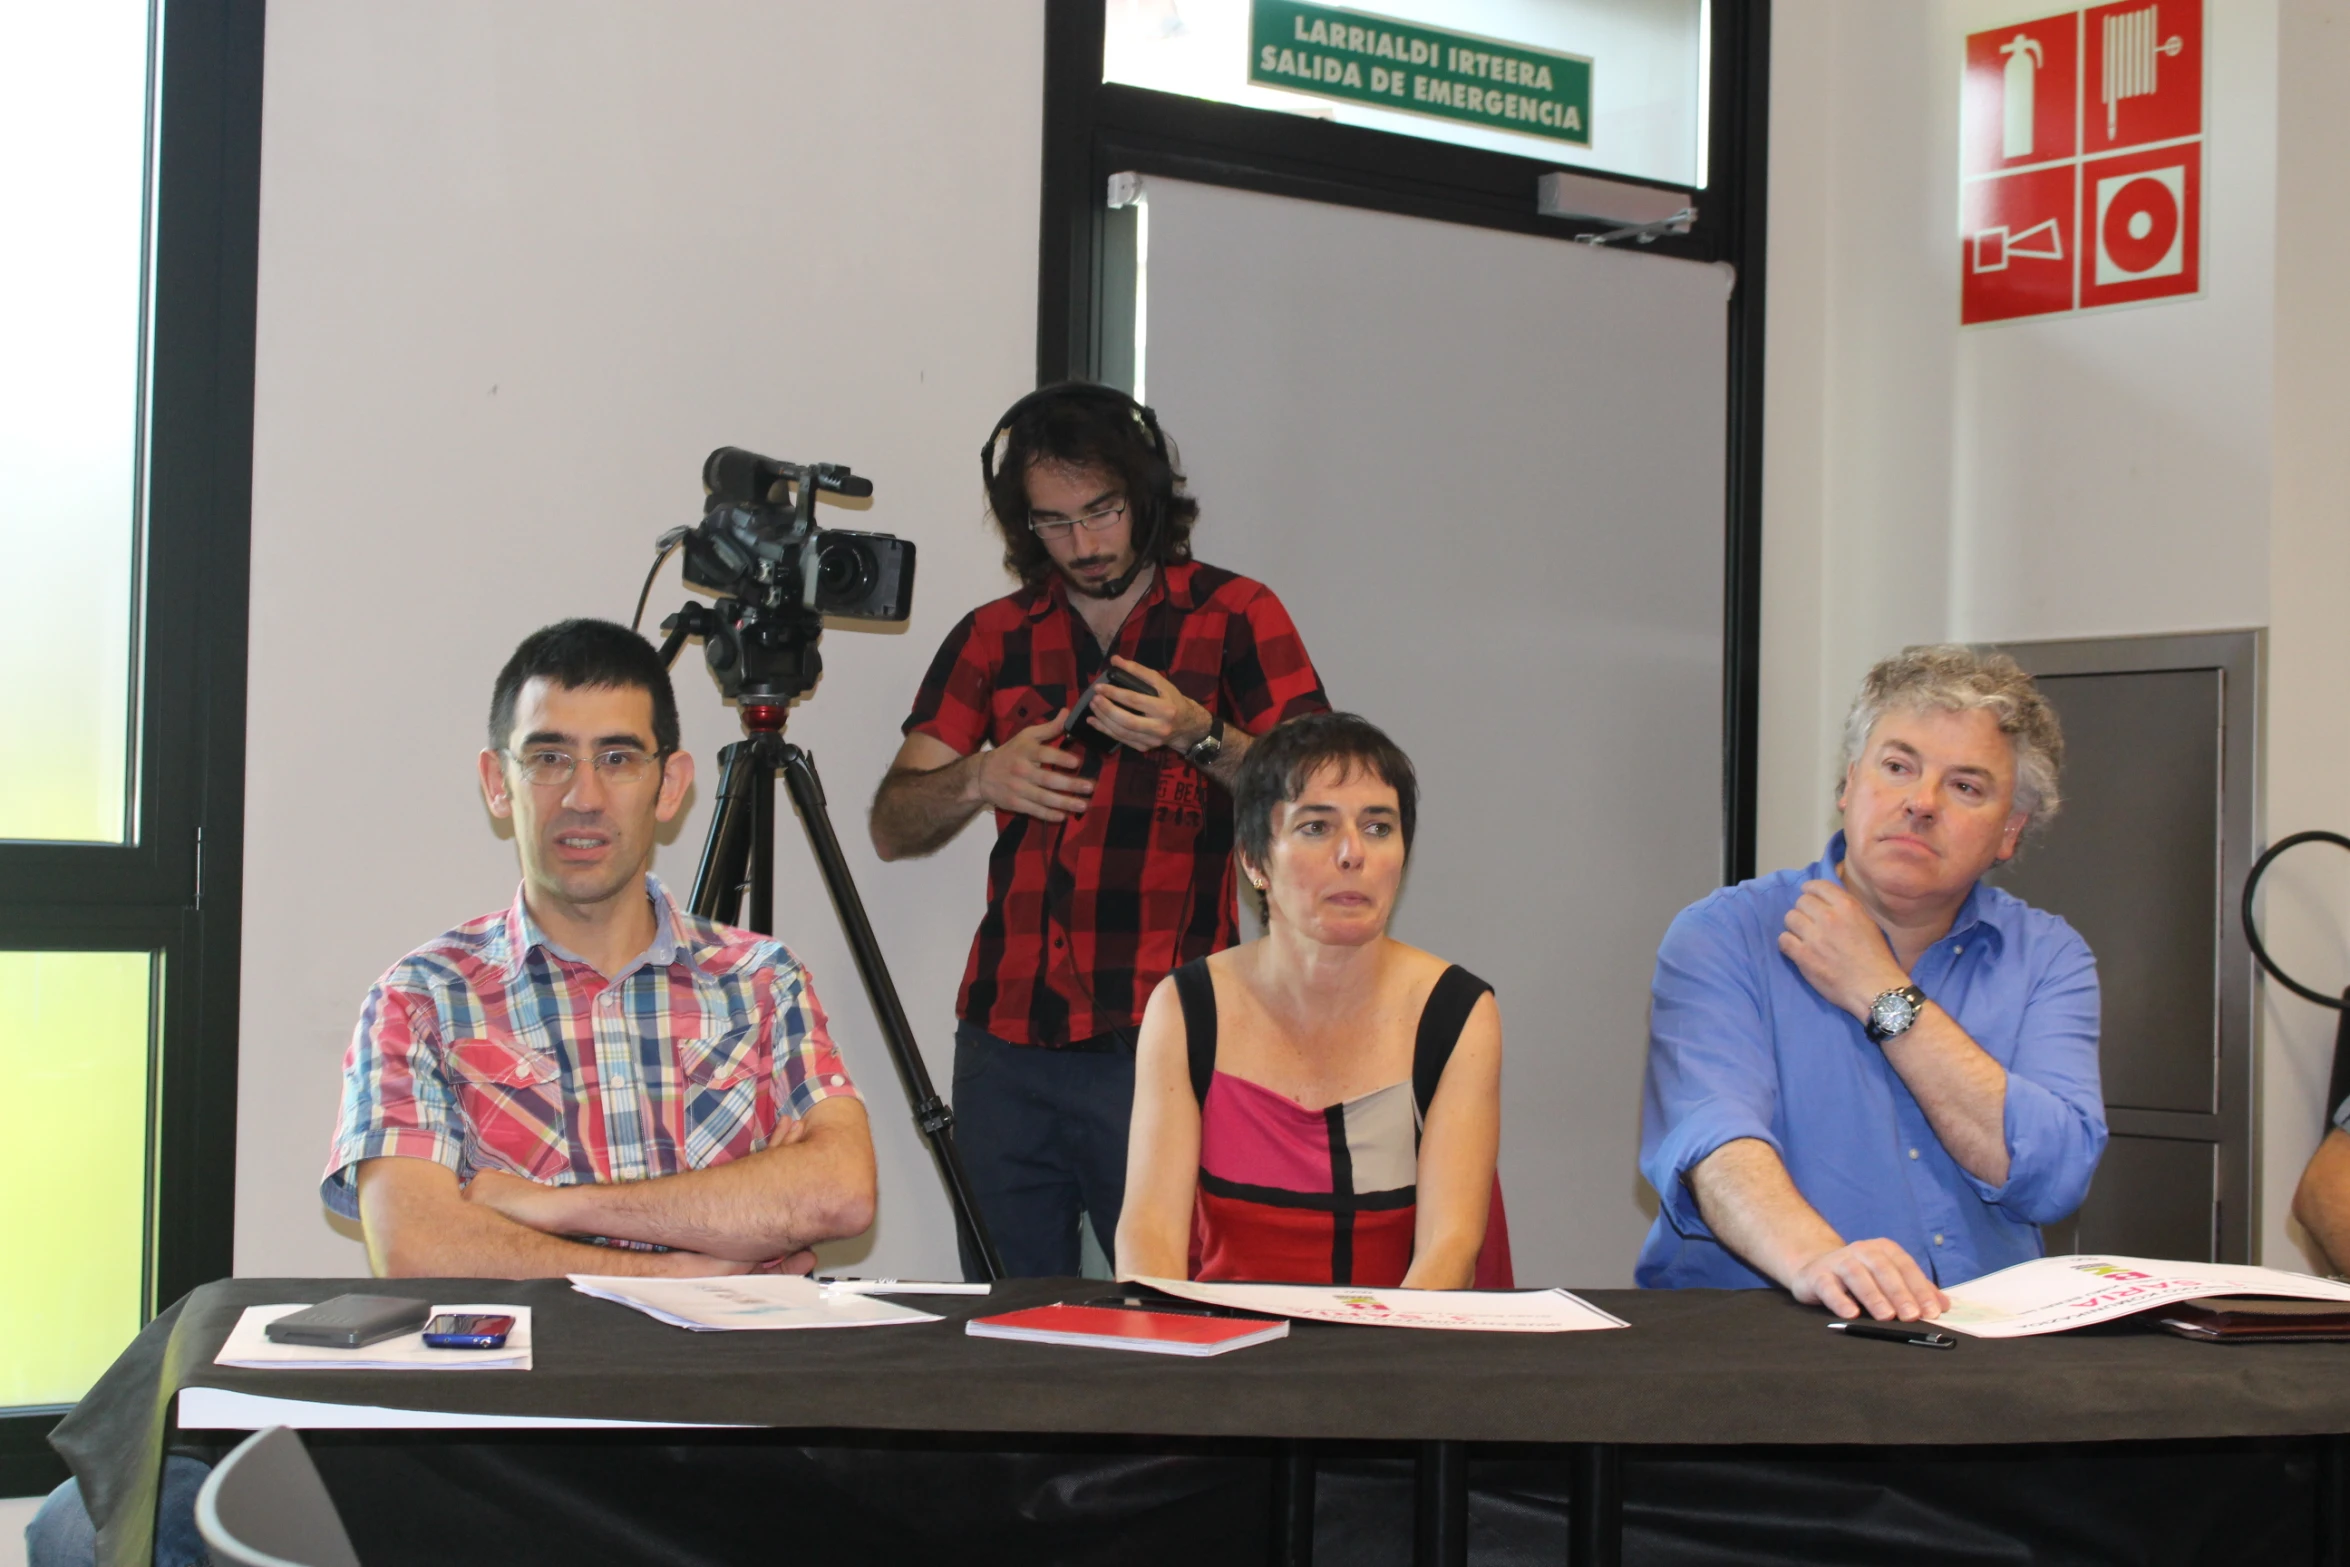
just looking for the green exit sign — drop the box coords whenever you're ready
[1249,0,1593,147]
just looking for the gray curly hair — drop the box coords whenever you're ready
[1840,645,2064,823]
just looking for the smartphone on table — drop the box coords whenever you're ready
[421,1312,516,1349]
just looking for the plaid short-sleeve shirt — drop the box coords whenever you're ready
[904,559,1328,1046]
[321,875,858,1217]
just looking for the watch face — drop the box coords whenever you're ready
[1870,991,1919,1036]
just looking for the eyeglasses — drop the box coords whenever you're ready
[504,747,666,788]
[1028,497,1126,542]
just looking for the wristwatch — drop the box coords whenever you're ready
[1183,713,1225,769]
[1864,985,1930,1044]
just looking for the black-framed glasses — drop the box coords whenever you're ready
[1028,496,1127,542]
[504,747,667,788]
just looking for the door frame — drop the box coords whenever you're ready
[1034,0,1772,882]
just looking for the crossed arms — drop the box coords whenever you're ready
[356,1097,876,1278]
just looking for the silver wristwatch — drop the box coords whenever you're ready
[1183,713,1225,769]
[1864,985,1929,1044]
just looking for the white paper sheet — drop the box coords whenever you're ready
[1929,1255,2350,1339]
[214,1304,533,1370]
[1132,1277,1629,1333]
[567,1274,943,1330]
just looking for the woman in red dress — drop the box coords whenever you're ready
[1115,712,1507,1289]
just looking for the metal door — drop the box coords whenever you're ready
[1992,632,2258,1262]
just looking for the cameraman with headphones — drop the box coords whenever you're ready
[870,384,1328,1278]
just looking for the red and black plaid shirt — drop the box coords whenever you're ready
[904,559,1328,1046]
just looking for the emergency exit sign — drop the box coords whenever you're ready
[1249,0,1593,147]
[1961,0,2205,325]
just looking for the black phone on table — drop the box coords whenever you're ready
[263,1294,432,1349]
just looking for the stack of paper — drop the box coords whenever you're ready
[568,1274,943,1331]
[214,1304,533,1371]
[1132,1278,1630,1333]
[1931,1255,2350,1338]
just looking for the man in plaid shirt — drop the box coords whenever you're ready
[870,384,1327,1276]
[323,618,876,1276]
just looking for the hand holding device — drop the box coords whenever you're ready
[1078,658,1213,756]
[1065,665,1158,742]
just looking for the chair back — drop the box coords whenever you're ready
[193,1425,363,1567]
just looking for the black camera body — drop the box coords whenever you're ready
[672,447,916,706]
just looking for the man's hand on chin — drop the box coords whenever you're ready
[1778,879,1910,1018]
[1789,1236,1950,1322]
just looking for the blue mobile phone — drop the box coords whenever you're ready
[421,1312,515,1349]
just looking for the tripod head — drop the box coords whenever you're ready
[656,597,826,709]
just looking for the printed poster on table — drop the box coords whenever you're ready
[1928,1255,2350,1339]
[1136,1277,1628,1333]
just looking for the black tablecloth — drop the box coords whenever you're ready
[53,1276,2350,1566]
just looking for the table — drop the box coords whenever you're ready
[54,1277,2350,1567]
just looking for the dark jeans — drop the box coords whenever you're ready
[27,1456,212,1567]
[952,1022,1135,1280]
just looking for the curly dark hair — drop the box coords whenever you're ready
[1232,712,1419,923]
[981,383,1199,588]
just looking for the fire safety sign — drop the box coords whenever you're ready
[1961,1,2203,325]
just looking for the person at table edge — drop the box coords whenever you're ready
[1637,645,2105,1320]
[322,617,877,1276]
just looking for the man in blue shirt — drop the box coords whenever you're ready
[1638,646,2105,1320]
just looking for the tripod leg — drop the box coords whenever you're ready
[751,741,776,935]
[691,741,761,924]
[775,742,1007,1280]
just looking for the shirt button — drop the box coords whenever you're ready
[1954,945,1964,955]
[1052,935,1065,949]
[1909,1148,1920,1160]
[828,1074,845,1087]
[1933,1233,1946,1246]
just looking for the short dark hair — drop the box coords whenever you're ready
[1233,712,1419,921]
[982,383,1199,589]
[488,618,681,755]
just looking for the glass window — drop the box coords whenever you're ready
[1105,0,1709,190]
[0,0,153,844]
[0,951,156,1409]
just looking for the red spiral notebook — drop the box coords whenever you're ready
[965,1302,1290,1357]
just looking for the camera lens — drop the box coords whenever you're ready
[815,537,877,608]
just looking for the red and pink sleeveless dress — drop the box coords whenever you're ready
[1170,959,1513,1288]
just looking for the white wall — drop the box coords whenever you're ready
[2260,0,2350,1269]
[237,1,1041,1278]
[1763,0,2350,1265]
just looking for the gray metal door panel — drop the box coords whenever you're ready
[1993,632,2258,1264]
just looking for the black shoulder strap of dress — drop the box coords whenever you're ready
[1412,965,1494,1118]
[1171,958,1218,1108]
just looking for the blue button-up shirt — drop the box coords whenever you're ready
[1636,833,2105,1290]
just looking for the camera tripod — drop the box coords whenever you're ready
[659,609,1003,1280]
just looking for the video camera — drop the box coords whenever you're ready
[661,446,916,706]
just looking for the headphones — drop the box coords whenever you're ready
[980,381,1170,600]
